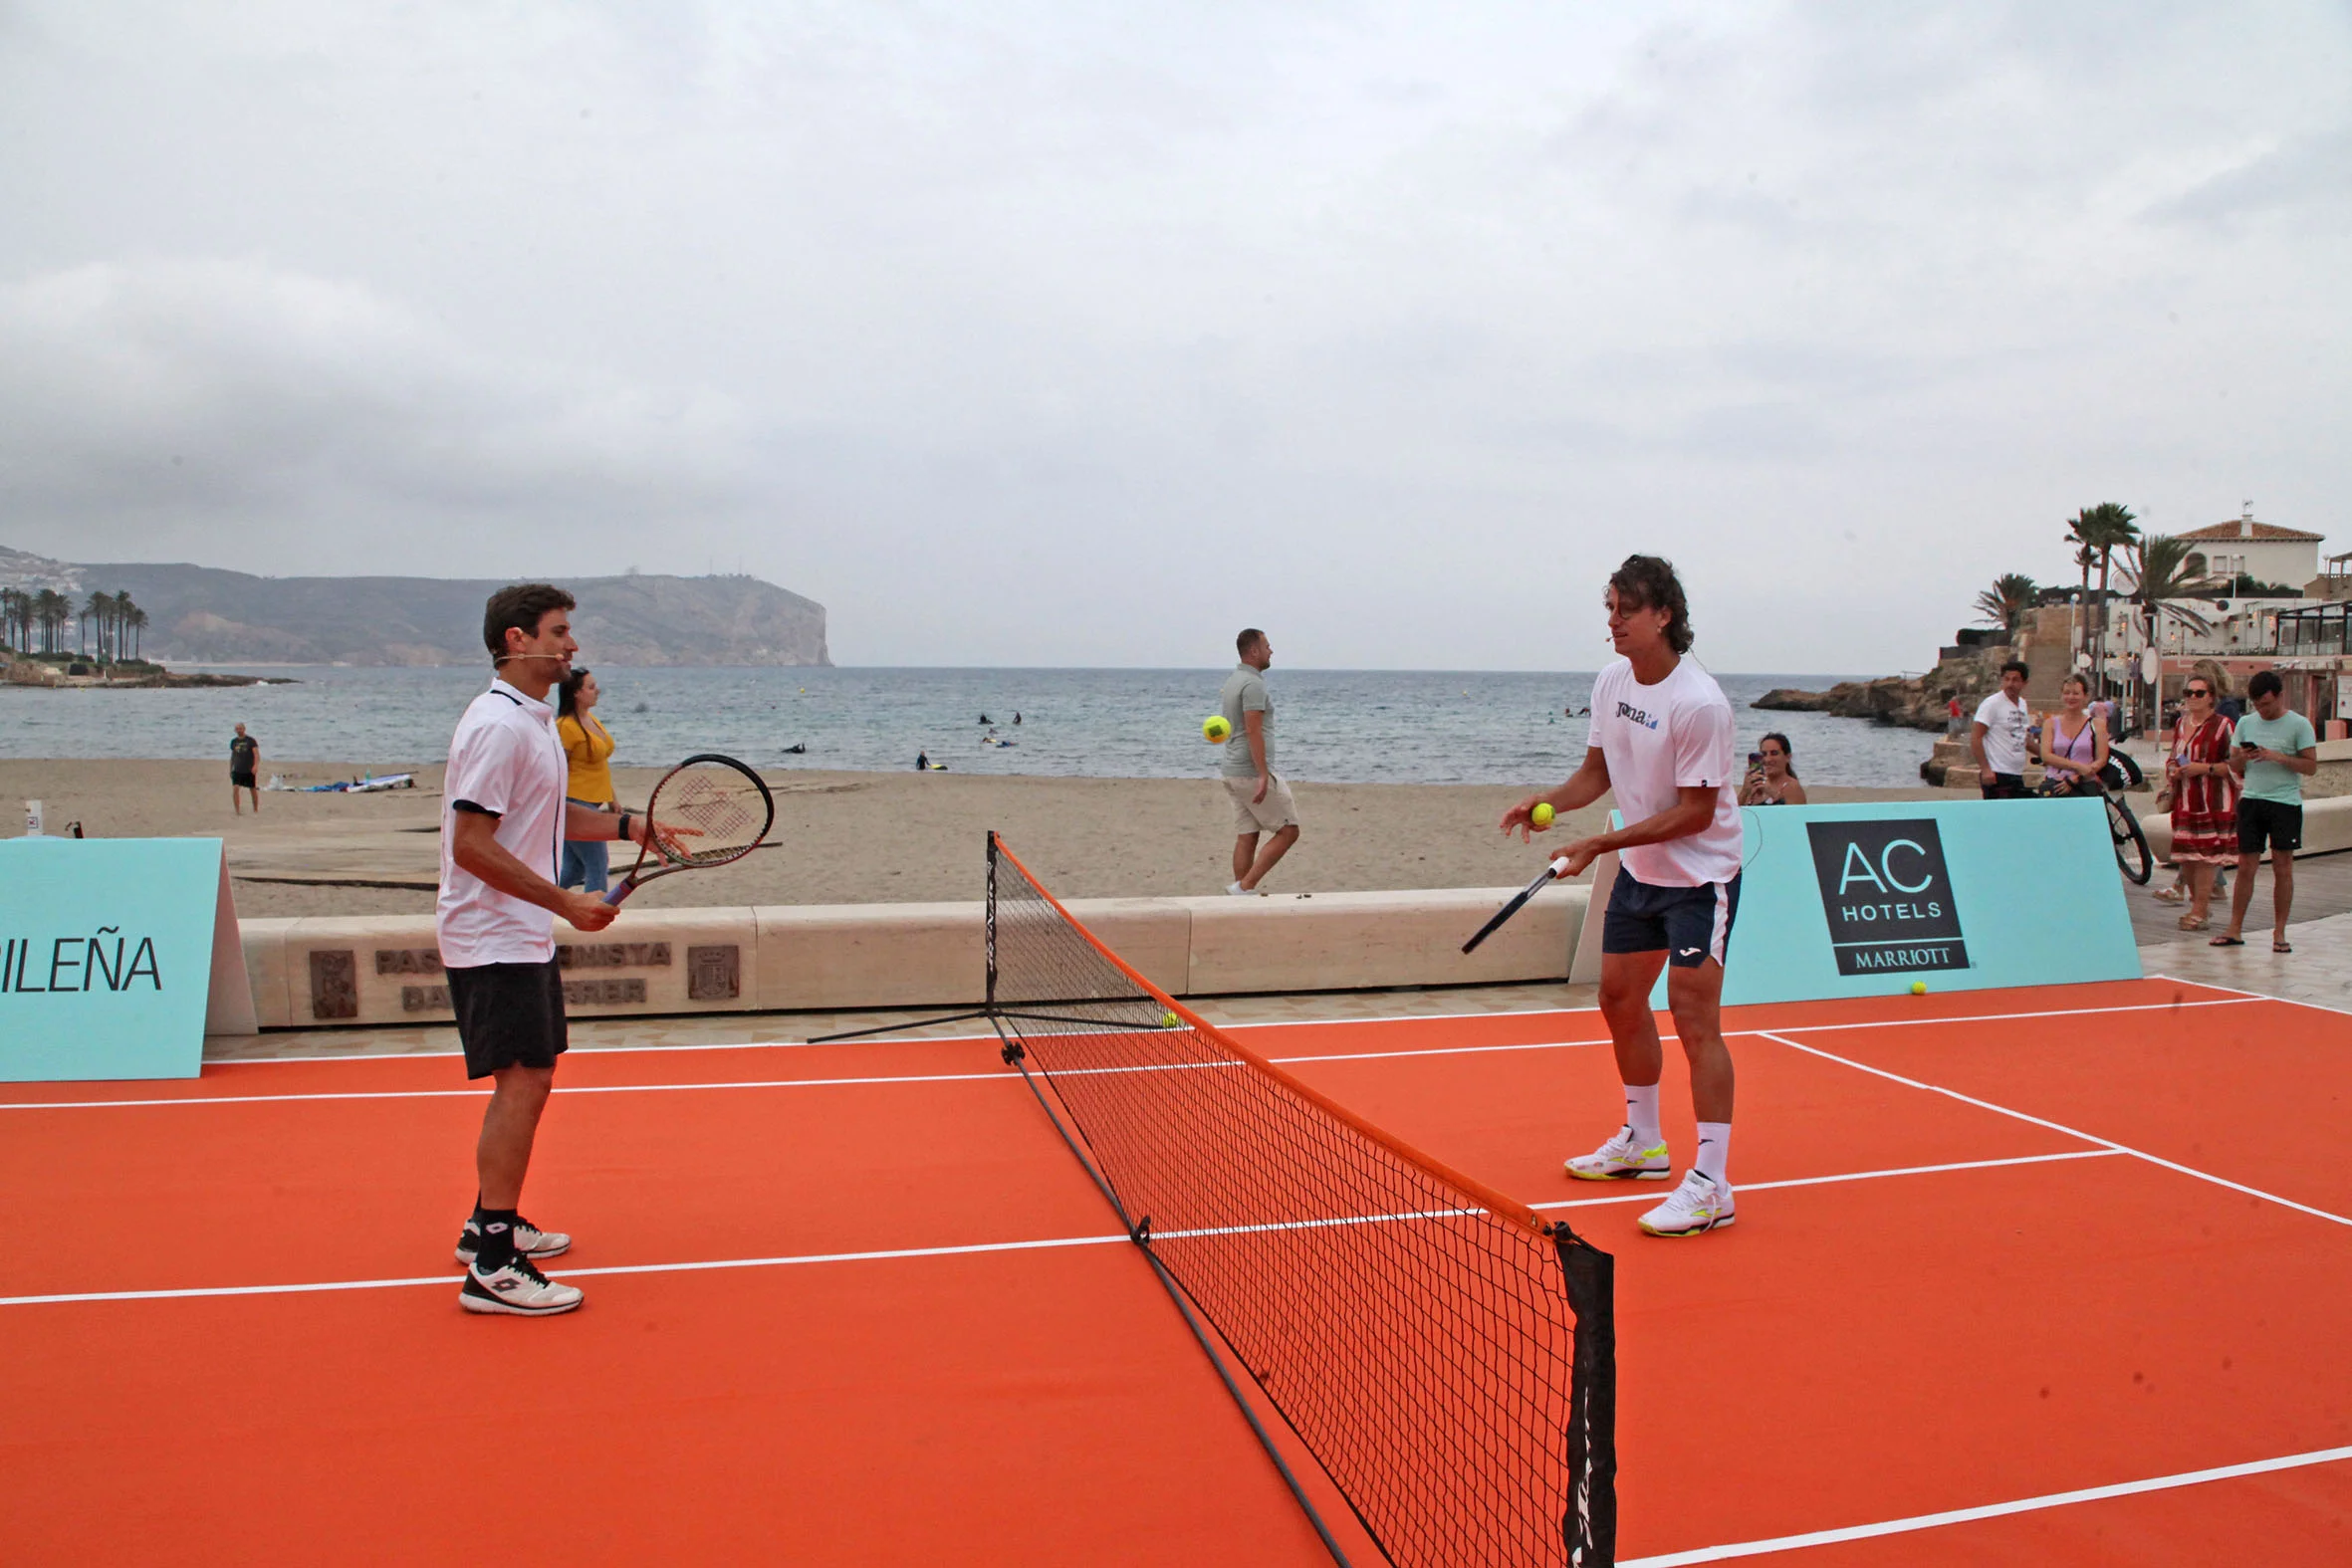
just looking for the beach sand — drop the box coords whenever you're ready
[1,759,1972,918]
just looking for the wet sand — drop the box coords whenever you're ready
[0,759,1971,918]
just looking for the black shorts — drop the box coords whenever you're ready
[1982,774,2028,800]
[1601,867,1741,968]
[446,959,569,1079]
[2236,798,2303,857]
[230,770,257,788]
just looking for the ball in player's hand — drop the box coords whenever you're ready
[1204,715,1232,742]
[1530,802,1555,828]
[1910,980,1928,996]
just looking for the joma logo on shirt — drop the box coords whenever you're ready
[1615,701,1660,731]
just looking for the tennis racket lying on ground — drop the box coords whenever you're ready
[1461,855,1571,954]
[603,753,776,907]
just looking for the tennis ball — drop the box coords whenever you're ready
[1203,715,1232,742]
[1530,802,1555,828]
[1159,1009,1182,1028]
[1910,980,1928,996]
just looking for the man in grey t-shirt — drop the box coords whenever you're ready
[1218,627,1300,894]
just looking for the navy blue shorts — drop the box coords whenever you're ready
[1601,867,1741,968]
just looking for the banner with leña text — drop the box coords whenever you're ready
[1,838,225,1080]
[1609,798,2139,1008]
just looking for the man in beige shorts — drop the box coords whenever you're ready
[1219,628,1300,894]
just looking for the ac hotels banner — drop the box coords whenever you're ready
[1590,797,2141,1008]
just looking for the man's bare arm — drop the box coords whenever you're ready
[451,810,615,931]
[1246,709,1271,802]
[1501,747,1610,840]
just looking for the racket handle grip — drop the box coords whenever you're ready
[1548,856,1571,878]
[601,882,635,908]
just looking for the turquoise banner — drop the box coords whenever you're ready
[0,838,223,1081]
[1633,798,2140,1007]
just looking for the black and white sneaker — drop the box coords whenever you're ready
[454,1215,572,1266]
[460,1253,585,1317]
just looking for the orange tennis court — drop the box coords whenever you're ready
[4,975,2350,1564]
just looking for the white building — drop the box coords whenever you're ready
[2175,505,2324,591]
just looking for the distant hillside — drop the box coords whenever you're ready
[3,547,829,667]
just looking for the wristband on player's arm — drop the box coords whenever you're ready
[616,811,632,843]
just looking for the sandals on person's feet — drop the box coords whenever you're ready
[2273,940,2293,954]
[2178,914,2209,931]
[2152,885,2187,904]
[2209,934,2244,947]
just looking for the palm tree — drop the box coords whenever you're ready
[126,602,147,661]
[32,588,71,653]
[1973,572,2038,634]
[84,590,116,663]
[0,587,26,652]
[2065,503,2139,689]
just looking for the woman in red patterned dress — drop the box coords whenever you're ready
[2164,675,2237,930]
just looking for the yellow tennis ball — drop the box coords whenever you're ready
[1203,715,1232,742]
[1530,802,1555,828]
[1910,980,1928,996]
[1159,1009,1182,1028]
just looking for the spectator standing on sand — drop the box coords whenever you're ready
[2214,670,2319,954]
[2164,675,2237,932]
[556,669,618,894]
[1970,662,2033,799]
[1219,628,1299,895]
[229,723,261,814]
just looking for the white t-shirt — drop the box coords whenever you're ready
[1973,690,2030,776]
[436,678,570,968]
[1587,657,1744,887]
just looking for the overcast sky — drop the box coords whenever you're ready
[3,2,2346,670]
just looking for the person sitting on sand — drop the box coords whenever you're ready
[1740,732,1806,805]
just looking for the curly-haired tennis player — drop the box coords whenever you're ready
[1501,556,1745,1236]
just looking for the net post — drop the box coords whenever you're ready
[1551,1223,1619,1567]
[984,831,999,1014]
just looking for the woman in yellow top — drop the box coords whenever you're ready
[557,668,618,892]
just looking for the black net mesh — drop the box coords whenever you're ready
[988,835,1616,1568]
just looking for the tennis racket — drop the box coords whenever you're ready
[602,754,776,907]
[1461,856,1570,955]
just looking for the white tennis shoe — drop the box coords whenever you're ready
[460,1254,585,1316]
[1564,1126,1672,1182]
[1638,1170,1736,1236]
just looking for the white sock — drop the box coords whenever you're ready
[1694,1122,1732,1186]
[1623,1084,1662,1145]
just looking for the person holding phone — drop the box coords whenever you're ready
[2213,670,2319,953]
[1740,733,1806,805]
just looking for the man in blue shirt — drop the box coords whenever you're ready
[2214,669,2319,954]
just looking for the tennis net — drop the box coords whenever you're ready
[986,833,1616,1568]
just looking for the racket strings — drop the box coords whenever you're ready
[649,768,770,866]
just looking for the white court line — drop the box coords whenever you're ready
[1619,1444,2352,1566]
[1759,1030,2352,1230]
[0,1149,2132,1309]
[14,996,2275,1113]
[219,990,2265,1066]
[1529,1149,2121,1212]
[2147,970,2352,1020]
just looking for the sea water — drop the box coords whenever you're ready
[0,666,1933,786]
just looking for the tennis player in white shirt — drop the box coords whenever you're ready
[1502,556,1746,1236]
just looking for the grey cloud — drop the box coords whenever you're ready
[0,258,753,561]
[2148,128,2352,229]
